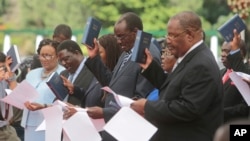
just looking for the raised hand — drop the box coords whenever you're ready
[86,38,99,59]
[139,48,153,70]
[230,29,241,51]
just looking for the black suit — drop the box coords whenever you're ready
[142,42,223,141]
[222,50,249,123]
[73,77,104,108]
[60,64,94,106]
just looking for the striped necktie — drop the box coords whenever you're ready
[119,51,131,71]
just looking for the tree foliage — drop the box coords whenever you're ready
[2,0,221,37]
[199,0,231,25]
[2,0,247,56]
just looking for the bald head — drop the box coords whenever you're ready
[170,11,202,31]
[115,12,143,31]
[166,11,203,57]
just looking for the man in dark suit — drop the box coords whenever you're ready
[220,34,249,123]
[57,40,95,106]
[85,12,161,141]
[131,11,223,141]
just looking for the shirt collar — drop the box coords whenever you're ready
[69,57,87,82]
[177,40,203,64]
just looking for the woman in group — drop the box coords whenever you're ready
[62,34,122,117]
[147,46,177,101]
[21,39,65,141]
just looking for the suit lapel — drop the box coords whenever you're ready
[84,78,99,97]
[112,52,125,78]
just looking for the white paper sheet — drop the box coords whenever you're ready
[63,112,101,141]
[62,130,71,141]
[229,71,250,106]
[36,100,66,131]
[103,107,157,141]
[90,118,105,132]
[5,89,12,95]
[53,100,105,132]
[75,107,105,131]
[41,105,63,141]
[101,86,134,107]
[36,120,45,131]
[236,72,250,81]
[0,80,39,109]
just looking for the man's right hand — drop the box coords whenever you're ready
[86,106,104,119]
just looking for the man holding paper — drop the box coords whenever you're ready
[131,11,223,141]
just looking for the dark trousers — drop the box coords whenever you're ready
[11,121,24,141]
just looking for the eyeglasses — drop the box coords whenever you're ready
[39,54,54,60]
[161,48,172,57]
[165,30,186,40]
[114,32,131,40]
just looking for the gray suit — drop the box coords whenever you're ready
[73,77,104,107]
[85,43,161,141]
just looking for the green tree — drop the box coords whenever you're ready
[1,0,220,56]
[199,0,231,25]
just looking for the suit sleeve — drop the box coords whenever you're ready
[142,60,167,89]
[85,55,112,86]
[134,44,162,98]
[103,94,120,122]
[144,63,222,123]
[227,50,246,72]
[224,100,249,121]
[71,86,86,100]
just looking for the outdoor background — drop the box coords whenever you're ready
[0,0,250,58]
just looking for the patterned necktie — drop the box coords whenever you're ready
[222,69,232,84]
[119,51,131,71]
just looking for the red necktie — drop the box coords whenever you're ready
[222,69,232,84]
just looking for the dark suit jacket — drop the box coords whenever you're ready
[60,64,94,106]
[142,42,223,141]
[85,43,161,141]
[73,77,104,108]
[222,50,249,123]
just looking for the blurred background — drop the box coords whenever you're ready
[0,0,250,64]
